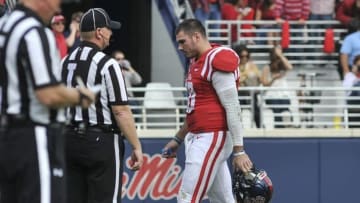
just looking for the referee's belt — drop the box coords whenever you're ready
[1,114,33,128]
[68,123,120,134]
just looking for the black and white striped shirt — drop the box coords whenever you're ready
[0,5,65,124]
[61,41,128,127]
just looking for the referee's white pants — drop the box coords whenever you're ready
[177,131,236,203]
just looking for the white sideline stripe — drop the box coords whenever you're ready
[113,134,120,203]
[35,126,51,203]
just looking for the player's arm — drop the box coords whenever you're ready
[212,71,253,172]
[175,119,188,140]
[161,120,188,158]
[211,48,244,150]
[211,71,244,151]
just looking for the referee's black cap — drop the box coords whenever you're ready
[80,8,121,32]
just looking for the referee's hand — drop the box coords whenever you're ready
[129,149,143,171]
[78,87,96,108]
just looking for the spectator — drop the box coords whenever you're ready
[234,44,262,128]
[249,0,263,10]
[255,0,278,45]
[343,55,360,127]
[336,0,360,33]
[50,14,68,59]
[51,13,80,59]
[274,0,310,24]
[112,50,143,119]
[221,0,240,44]
[112,50,143,97]
[65,11,83,53]
[191,0,224,36]
[221,0,255,44]
[340,20,360,74]
[237,0,256,44]
[309,0,335,23]
[274,0,310,60]
[307,0,336,61]
[261,46,293,128]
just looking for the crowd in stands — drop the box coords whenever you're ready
[0,0,359,128]
[188,0,360,128]
[189,0,359,38]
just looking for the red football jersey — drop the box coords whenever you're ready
[185,45,240,133]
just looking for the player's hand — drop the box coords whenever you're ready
[161,139,179,158]
[233,153,253,173]
[129,148,143,171]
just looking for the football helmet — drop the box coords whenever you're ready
[232,167,273,203]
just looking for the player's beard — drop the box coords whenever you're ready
[184,43,198,59]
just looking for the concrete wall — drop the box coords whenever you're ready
[151,1,184,87]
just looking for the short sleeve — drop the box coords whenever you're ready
[103,61,129,105]
[340,35,352,55]
[24,27,61,89]
[211,49,239,72]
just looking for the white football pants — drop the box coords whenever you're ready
[177,131,236,203]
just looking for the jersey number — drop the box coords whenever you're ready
[186,81,196,113]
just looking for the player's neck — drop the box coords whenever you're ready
[198,41,212,58]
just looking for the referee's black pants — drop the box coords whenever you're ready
[0,123,66,203]
[65,127,124,203]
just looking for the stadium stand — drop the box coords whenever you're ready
[129,85,360,129]
[205,20,347,68]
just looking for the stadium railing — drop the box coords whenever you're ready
[128,86,360,132]
[204,20,348,68]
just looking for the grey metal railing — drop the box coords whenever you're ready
[204,20,348,68]
[128,86,360,130]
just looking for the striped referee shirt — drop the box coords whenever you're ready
[61,41,128,127]
[0,5,65,124]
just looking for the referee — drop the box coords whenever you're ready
[0,1,96,203]
[61,8,143,203]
